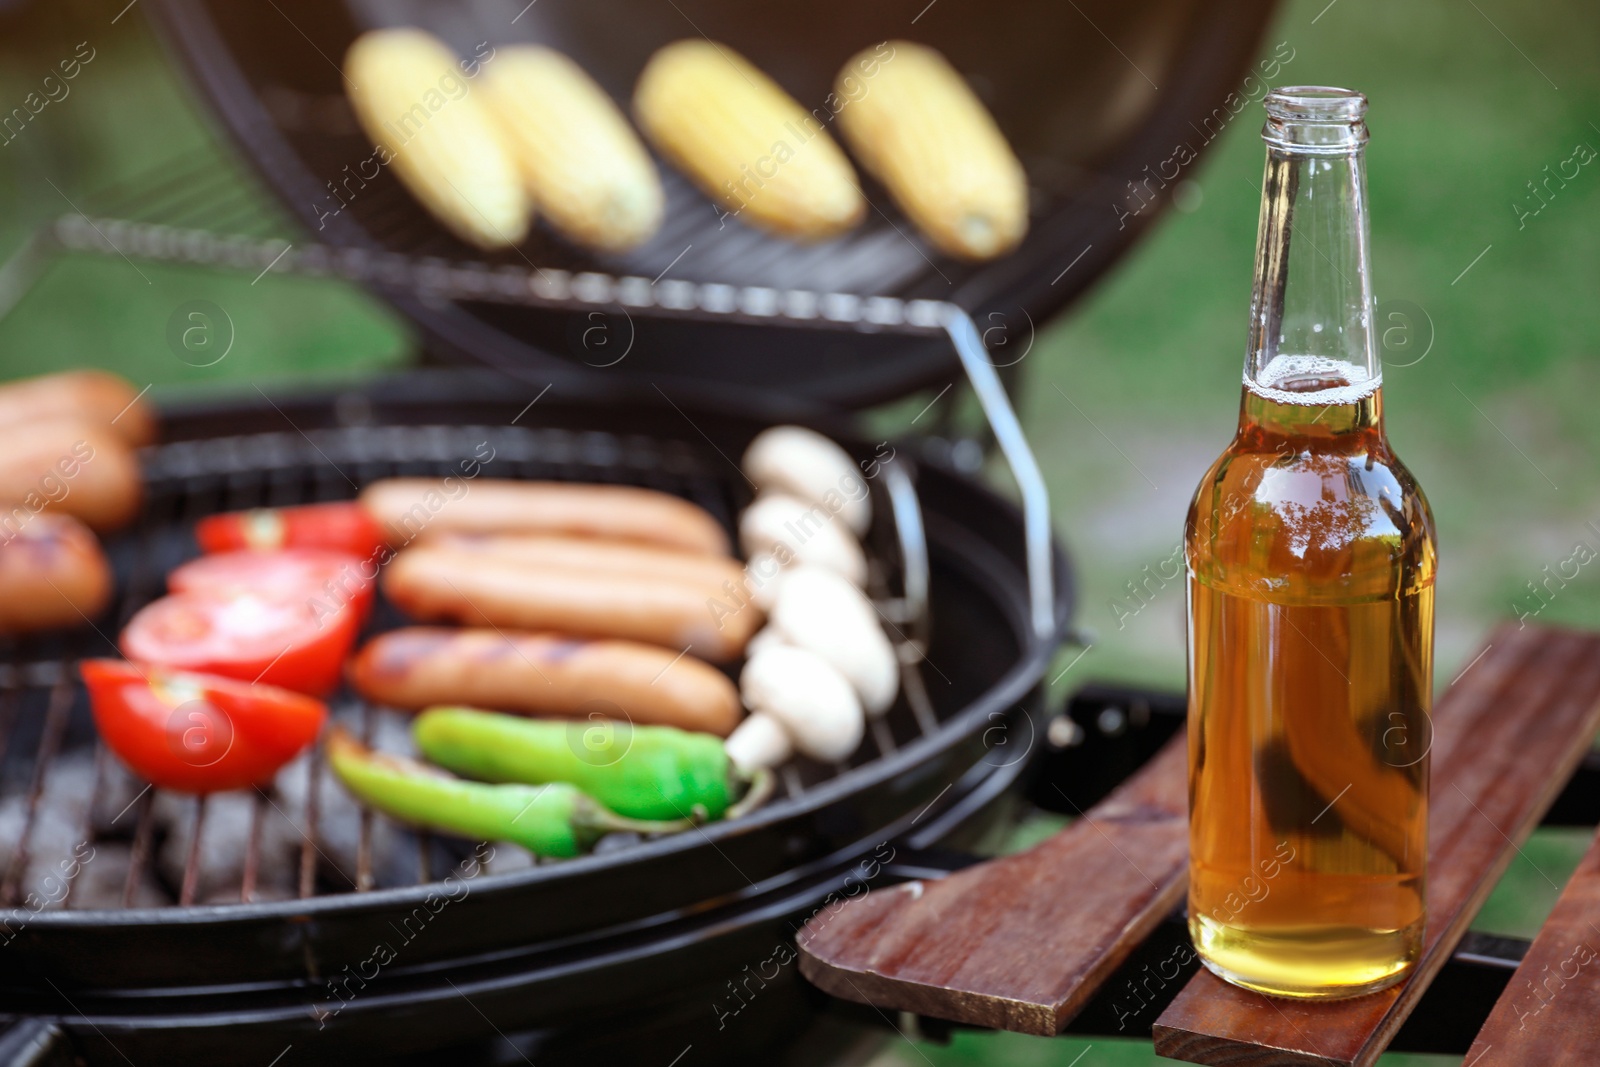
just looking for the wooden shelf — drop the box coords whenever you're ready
[796,623,1600,1063]
[1154,624,1600,1066]
[1462,823,1600,1067]
[797,732,1188,1035]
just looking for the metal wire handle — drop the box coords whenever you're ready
[879,456,930,647]
[943,308,1055,641]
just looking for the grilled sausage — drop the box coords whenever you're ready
[0,418,142,531]
[361,478,730,555]
[0,514,112,632]
[382,545,759,661]
[426,532,747,592]
[0,370,156,447]
[350,626,742,735]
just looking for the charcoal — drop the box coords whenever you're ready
[277,710,418,890]
[0,754,95,910]
[483,845,536,875]
[154,789,301,902]
[90,758,152,837]
[68,842,169,910]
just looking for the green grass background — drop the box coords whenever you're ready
[1,0,1597,1063]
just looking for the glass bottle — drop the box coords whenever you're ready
[1184,87,1436,999]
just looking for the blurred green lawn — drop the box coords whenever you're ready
[1,0,1596,1064]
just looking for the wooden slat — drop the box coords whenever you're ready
[1154,624,1600,1067]
[796,733,1189,1035]
[1463,824,1600,1066]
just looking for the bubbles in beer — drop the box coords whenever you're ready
[1245,355,1382,407]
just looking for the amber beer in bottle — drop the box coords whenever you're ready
[1185,88,1436,999]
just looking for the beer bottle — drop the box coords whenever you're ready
[1184,87,1436,999]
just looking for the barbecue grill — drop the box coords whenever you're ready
[0,1,1317,1063]
[0,370,1071,1065]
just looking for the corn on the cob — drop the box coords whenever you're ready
[633,40,864,241]
[835,41,1027,260]
[483,46,664,253]
[343,29,530,250]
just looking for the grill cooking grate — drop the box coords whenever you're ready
[43,209,958,335]
[3,152,960,336]
[0,421,939,912]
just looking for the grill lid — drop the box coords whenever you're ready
[146,0,1278,408]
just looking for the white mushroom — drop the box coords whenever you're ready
[723,711,794,772]
[738,492,867,587]
[743,551,791,611]
[769,566,899,717]
[744,625,790,660]
[743,426,872,536]
[740,645,863,763]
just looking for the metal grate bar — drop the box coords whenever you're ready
[121,787,155,909]
[241,789,266,904]
[296,754,320,900]
[49,215,954,336]
[178,796,208,906]
[416,831,432,885]
[128,170,259,233]
[355,182,447,257]
[61,744,108,909]
[869,716,896,758]
[902,652,940,738]
[355,704,375,892]
[0,675,75,906]
[202,197,293,242]
[82,154,250,223]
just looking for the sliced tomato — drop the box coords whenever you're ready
[195,502,388,561]
[169,548,375,622]
[121,588,359,697]
[81,660,325,793]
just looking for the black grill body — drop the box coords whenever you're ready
[0,372,1070,1065]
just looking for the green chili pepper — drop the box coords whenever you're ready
[412,707,760,822]
[325,729,693,858]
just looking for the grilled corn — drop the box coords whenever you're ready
[835,41,1027,260]
[633,40,864,241]
[484,46,664,252]
[343,29,530,249]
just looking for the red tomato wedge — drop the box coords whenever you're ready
[195,502,388,561]
[169,548,375,622]
[81,660,325,793]
[121,588,359,697]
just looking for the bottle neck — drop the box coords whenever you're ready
[1244,90,1379,432]
[1240,380,1383,439]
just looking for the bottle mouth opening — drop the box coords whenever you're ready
[1262,86,1368,154]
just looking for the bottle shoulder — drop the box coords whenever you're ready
[1185,433,1436,604]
